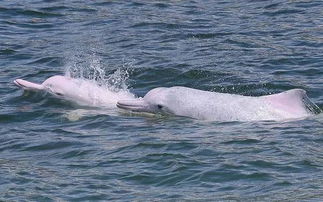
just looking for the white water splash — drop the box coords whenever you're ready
[64,53,133,92]
[59,52,136,113]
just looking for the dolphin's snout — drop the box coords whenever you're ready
[14,79,24,88]
[13,79,44,91]
[117,99,149,112]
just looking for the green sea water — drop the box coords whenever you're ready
[1,0,323,200]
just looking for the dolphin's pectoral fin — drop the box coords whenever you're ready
[14,79,44,91]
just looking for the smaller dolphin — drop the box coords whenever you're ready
[14,75,135,108]
[117,86,320,121]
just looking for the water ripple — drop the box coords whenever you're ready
[1,0,323,200]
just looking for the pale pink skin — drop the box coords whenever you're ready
[14,76,318,121]
[14,75,135,108]
[117,87,317,121]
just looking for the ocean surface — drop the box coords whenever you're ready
[1,0,323,201]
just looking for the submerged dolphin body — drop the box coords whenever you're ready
[14,75,135,108]
[117,86,321,121]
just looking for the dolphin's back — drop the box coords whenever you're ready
[164,87,318,121]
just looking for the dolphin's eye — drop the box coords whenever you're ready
[55,92,64,96]
[157,104,163,109]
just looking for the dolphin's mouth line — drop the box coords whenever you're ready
[116,102,144,111]
[117,99,148,112]
[14,79,25,88]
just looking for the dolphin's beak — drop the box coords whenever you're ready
[117,99,150,112]
[14,79,44,91]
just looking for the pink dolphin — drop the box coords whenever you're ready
[14,75,135,108]
[117,86,321,121]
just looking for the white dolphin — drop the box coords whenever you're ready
[117,86,321,121]
[14,75,135,108]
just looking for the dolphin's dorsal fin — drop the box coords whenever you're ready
[264,89,320,115]
[14,79,44,91]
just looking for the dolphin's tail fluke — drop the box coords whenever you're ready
[14,79,44,91]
